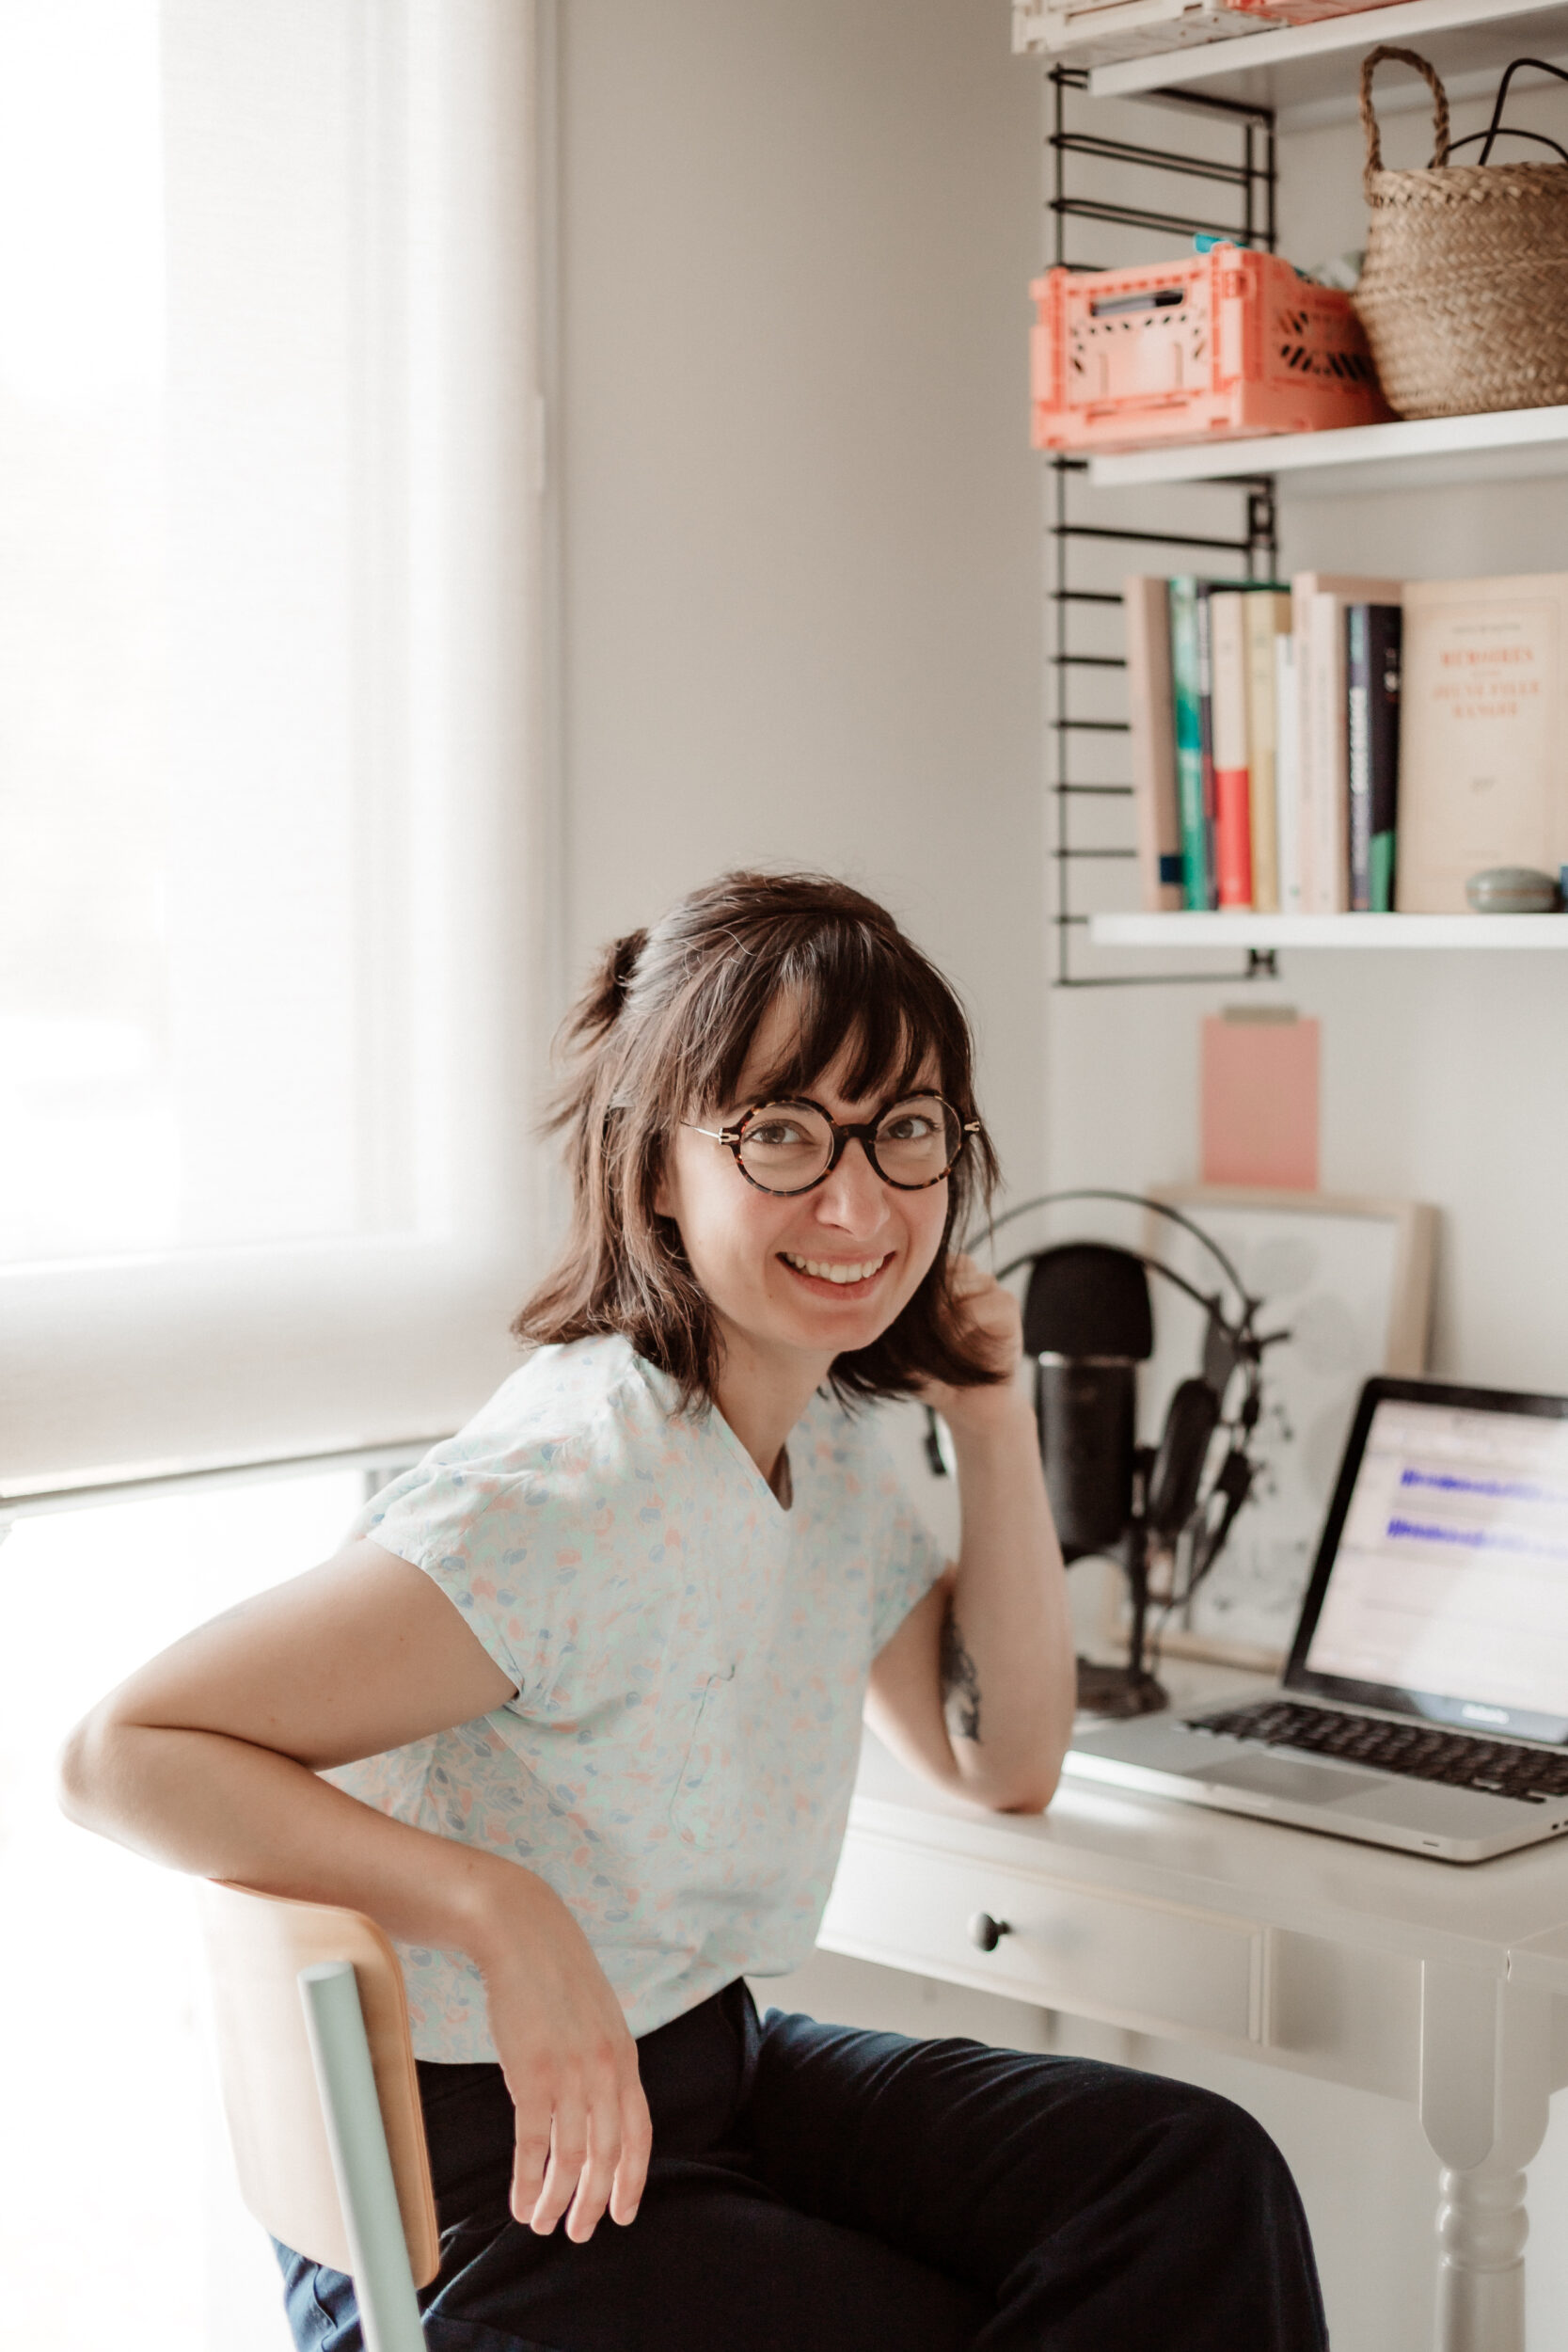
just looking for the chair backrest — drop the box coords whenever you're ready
[198,1881,441,2287]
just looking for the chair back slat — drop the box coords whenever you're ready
[199,1881,441,2286]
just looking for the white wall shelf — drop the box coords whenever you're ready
[1086,1,1568,130]
[1091,912,1568,948]
[1087,404,1568,499]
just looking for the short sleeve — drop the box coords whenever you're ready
[350,1455,562,1701]
[857,1419,950,1654]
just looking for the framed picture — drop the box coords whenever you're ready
[1113,1185,1438,1671]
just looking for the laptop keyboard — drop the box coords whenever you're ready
[1194,1700,1568,1804]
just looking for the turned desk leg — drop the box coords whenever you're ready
[1419,1964,1551,2352]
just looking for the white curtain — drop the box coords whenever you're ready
[0,0,550,1491]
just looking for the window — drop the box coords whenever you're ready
[0,0,169,1262]
[1,0,546,1494]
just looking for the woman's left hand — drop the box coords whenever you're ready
[920,1253,1027,1438]
[875,1251,1071,1812]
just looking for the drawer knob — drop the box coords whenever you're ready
[967,1910,1011,1953]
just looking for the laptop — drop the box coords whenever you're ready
[1065,1376,1568,1863]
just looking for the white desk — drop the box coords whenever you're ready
[820,1697,1568,2352]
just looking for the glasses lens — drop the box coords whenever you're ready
[873,1096,962,1186]
[736,1102,834,1193]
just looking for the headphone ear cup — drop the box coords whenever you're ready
[1147,1377,1221,1540]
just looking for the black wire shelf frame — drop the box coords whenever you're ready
[1046,66,1281,991]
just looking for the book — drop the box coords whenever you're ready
[1346,604,1402,913]
[1397,572,1568,914]
[1167,577,1209,909]
[1195,581,1218,911]
[1244,591,1291,914]
[1209,589,1253,909]
[1306,592,1344,911]
[1123,576,1181,912]
[1275,631,1303,915]
[1292,573,1402,914]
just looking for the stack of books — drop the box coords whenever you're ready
[1125,571,1568,917]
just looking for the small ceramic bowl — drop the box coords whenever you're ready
[1465,866,1561,914]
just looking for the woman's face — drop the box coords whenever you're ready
[654,997,953,1386]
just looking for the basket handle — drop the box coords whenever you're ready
[1448,57,1568,167]
[1360,45,1451,199]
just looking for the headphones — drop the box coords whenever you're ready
[929,1190,1283,1620]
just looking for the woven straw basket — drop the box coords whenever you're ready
[1353,45,1568,420]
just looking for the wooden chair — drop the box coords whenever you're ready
[198,1882,442,2352]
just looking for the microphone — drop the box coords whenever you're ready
[1022,1243,1153,1560]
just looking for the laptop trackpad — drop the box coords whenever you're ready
[1201,1756,1390,1808]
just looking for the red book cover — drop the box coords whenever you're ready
[1210,589,1254,909]
[1214,763,1254,908]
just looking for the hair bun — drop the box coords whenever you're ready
[579,927,648,1040]
[610,928,649,1000]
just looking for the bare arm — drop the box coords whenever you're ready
[57,1538,650,2241]
[865,1262,1075,1811]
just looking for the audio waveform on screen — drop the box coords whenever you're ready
[1399,1467,1568,1508]
[1386,1517,1568,1565]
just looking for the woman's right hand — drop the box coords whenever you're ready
[475,1874,653,2239]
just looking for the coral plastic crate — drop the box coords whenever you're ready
[1030,246,1392,453]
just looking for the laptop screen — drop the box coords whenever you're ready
[1285,1382,1568,1746]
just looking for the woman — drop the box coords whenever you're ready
[61,870,1325,2350]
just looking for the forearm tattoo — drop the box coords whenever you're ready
[939,1593,982,1743]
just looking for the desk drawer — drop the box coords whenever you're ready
[821,1830,1270,2045]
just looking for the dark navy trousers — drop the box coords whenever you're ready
[276,1979,1327,2352]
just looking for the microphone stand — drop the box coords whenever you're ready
[1074,1448,1168,1721]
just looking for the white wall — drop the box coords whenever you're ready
[556,0,1047,1198]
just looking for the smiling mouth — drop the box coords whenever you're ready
[779,1250,895,1292]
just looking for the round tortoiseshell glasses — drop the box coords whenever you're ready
[685,1093,980,1198]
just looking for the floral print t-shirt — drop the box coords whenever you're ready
[326,1334,947,2061]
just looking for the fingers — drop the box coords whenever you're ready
[609,2075,653,2227]
[529,2095,590,2236]
[515,2050,650,2241]
[563,2076,625,2244]
[947,1255,1016,1325]
[509,2062,553,2225]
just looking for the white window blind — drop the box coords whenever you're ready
[0,0,547,1491]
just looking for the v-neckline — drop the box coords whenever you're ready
[707,1401,796,1520]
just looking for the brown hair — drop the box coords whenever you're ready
[514,870,1003,1408]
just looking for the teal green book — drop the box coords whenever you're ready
[1167,577,1208,909]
